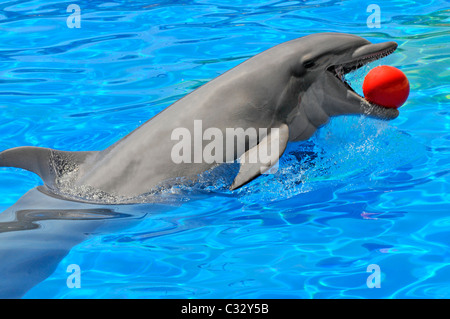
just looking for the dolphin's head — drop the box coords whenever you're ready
[281,33,399,141]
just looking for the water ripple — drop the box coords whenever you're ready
[0,0,447,299]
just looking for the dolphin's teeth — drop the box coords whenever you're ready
[332,45,396,81]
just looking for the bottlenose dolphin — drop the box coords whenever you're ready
[0,186,181,298]
[0,32,402,298]
[0,188,129,298]
[0,33,399,201]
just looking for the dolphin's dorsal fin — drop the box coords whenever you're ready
[230,124,289,190]
[0,146,98,187]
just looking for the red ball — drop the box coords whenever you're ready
[362,65,410,109]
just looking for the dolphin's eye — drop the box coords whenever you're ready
[303,60,315,69]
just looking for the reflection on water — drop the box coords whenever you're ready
[0,208,128,233]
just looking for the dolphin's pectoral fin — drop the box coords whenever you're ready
[0,146,98,187]
[230,124,289,190]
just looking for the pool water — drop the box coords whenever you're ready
[0,0,449,298]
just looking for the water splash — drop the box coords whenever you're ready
[236,115,426,203]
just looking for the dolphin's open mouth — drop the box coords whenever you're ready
[327,42,399,120]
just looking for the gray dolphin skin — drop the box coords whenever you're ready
[0,187,174,298]
[0,32,399,201]
[0,32,402,298]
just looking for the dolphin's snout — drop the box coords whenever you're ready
[351,41,398,60]
[325,38,400,121]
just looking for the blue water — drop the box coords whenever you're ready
[0,0,449,298]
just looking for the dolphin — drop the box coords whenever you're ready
[0,32,402,298]
[0,186,183,298]
[0,32,399,201]
[0,187,129,298]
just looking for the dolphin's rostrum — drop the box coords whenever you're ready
[0,33,399,201]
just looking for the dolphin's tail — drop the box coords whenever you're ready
[0,146,98,187]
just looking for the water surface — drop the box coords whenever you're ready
[0,0,449,298]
